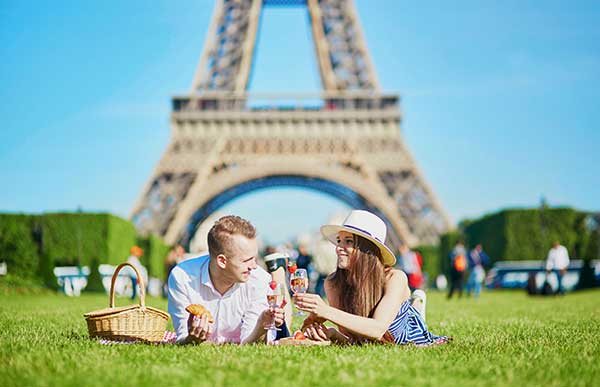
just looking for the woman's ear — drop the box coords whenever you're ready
[216,254,228,269]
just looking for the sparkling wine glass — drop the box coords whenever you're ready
[265,282,283,331]
[290,268,308,317]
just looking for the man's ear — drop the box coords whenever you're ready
[216,254,228,269]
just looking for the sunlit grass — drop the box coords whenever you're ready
[1,288,598,386]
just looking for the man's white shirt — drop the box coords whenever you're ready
[546,245,570,271]
[168,255,273,344]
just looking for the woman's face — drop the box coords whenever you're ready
[335,231,356,269]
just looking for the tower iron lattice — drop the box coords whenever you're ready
[131,0,451,249]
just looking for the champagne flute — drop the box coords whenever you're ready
[290,268,308,317]
[265,282,283,331]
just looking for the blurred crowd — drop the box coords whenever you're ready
[122,235,582,301]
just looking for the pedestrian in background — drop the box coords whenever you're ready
[296,244,313,278]
[126,245,148,299]
[447,240,467,299]
[465,244,489,298]
[398,243,424,291]
[546,240,570,295]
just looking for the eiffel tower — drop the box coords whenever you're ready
[131,0,451,249]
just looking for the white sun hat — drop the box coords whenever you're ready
[320,210,396,266]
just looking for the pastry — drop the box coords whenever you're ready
[185,304,215,323]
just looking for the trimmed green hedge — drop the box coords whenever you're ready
[463,207,586,263]
[437,207,598,278]
[37,213,138,288]
[137,234,171,282]
[0,212,170,289]
[0,215,40,280]
[106,215,139,266]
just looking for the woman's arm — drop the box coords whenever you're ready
[295,270,410,340]
[302,279,351,343]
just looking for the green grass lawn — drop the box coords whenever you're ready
[1,288,598,387]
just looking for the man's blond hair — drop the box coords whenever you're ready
[207,215,257,259]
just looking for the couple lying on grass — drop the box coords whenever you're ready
[168,210,448,345]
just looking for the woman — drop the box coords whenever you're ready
[294,210,448,345]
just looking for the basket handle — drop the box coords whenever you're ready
[109,262,146,309]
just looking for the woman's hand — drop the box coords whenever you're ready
[303,323,352,344]
[293,293,329,319]
[302,322,329,341]
[302,323,329,341]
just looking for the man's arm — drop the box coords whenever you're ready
[240,310,268,344]
[239,275,286,344]
[167,268,196,344]
[240,307,286,344]
[271,267,292,328]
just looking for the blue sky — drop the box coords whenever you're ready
[1,1,599,244]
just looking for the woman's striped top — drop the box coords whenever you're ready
[387,300,449,346]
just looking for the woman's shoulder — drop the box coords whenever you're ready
[385,268,408,285]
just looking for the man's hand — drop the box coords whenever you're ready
[186,313,212,344]
[270,269,292,329]
[260,306,285,329]
[242,306,286,345]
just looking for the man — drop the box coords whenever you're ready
[546,240,570,295]
[465,244,489,298]
[168,215,291,344]
[296,244,313,272]
[447,240,467,299]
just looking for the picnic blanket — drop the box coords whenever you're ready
[96,331,450,346]
[97,331,177,345]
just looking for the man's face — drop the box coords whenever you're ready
[224,234,259,283]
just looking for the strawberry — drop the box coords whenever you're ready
[288,264,297,274]
[293,330,306,340]
[269,280,278,290]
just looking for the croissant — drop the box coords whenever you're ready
[185,304,215,323]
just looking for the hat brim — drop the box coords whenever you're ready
[320,225,396,267]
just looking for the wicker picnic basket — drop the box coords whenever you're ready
[84,262,169,342]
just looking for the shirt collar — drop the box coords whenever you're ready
[200,257,212,287]
[199,257,241,296]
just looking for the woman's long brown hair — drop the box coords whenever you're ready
[329,234,387,319]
